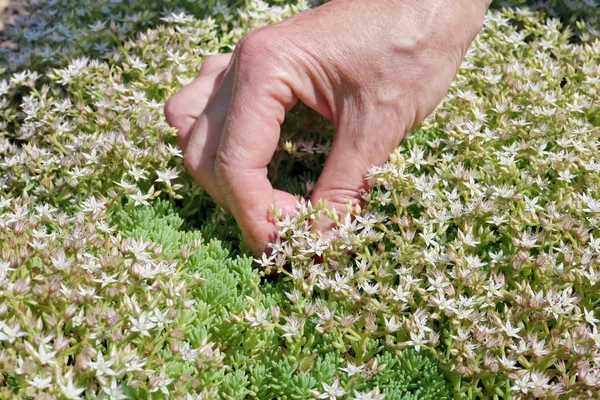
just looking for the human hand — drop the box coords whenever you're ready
[165,0,490,255]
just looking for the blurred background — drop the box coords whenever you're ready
[1,0,34,31]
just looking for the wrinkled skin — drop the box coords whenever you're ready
[165,0,491,255]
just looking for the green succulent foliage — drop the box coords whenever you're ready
[108,200,451,399]
[373,350,451,400]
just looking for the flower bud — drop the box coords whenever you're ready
[180,247,189,260]
[535,253,548,268]
[13,278,31,295]
[86,311,97,328]
[364,313,377,333]
[563,247,573,266]
[64,304,78,319]
[45,313,58,329]
[32,284,45,298]
[170,340,180,354]
[575,224,589,242]
[19,245,30,260]
[131,263,142,279]
[270,305,281,321]
[483,352,499,373]
[13,221,24,235]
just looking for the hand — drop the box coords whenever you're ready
[165,0,490,255]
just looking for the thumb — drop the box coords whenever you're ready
[310,107,406,231]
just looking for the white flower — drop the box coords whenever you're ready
[125,355,147,373]
[26,342,57,366]
[497,354,516,370]
[130,189,152,207]
[26,375,52,390]
[93,272,119,288]
[182,391,214,400]
[244,308,269,327]
[351,388,385,400]
[155,167,179,184]
[129,312,156,337]
[51,249,71,271]
[458,227,480,247]
[0,321,27,343]
[501,320,522,338]
[360,281,380,295]
[88,20,107,32]
[384,315,401,333]
[583,307,599,325]
[150,308,174,328]
[486,214,508,226]
[406,331,427,352]
[127,166,148,182]
[59,377,85,400]
[511,371,532,394]
[88,351,117,377]
[179,342,203,362]
[114,179,137,191]
[318,378,346,399]
[489,249,507,264]
[281,315,303,338]
[340,362,365,377]
[166,143,183,158]
[557,168,576,183]
[101,379,128,400]
[125,238,151,261]
[81,196,106,213]
[407,146,427,170]
[149,366,174,395]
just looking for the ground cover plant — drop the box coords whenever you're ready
[0,0,599,399]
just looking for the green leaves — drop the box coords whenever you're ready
[109,200,452,399]
[373,350,451,400]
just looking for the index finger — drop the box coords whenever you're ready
[215,32,299,254]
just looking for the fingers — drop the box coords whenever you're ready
[214,32,300,254]
[164,54,232,153]
[182,63,236,212]
[197,54,234,76]
[310,102,406,230]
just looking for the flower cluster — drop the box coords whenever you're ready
[2,194,450,399]
[0,0,599,399]
[268,6,600,400]
[0,0,453,399]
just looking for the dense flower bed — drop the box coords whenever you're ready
[0,0,599,399]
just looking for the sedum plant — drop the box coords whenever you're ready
[0,0,599,399]
[0,196,450,399]
[266,6,600,400]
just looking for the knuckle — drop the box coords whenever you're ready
[235,28,279,66]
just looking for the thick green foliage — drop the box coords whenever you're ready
[373,351,450,400]
[112,200,451,399]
